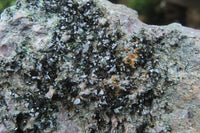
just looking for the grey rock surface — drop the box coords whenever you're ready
[0,0,199,132]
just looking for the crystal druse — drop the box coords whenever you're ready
[0,0,200,132]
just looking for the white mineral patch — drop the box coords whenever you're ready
[74,98,81,105]
[45,86,55,99]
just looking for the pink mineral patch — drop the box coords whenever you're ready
[0,43,14,57]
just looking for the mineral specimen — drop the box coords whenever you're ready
[0,0,200,133]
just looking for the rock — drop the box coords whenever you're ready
[0,0,199,132]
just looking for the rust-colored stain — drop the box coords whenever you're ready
[103,75,127,96]
[84,87,88,90]
[110,75,120,88]
[114,88,124,96]
[123,54,138,68]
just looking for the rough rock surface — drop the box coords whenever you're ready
[0,0,200,133]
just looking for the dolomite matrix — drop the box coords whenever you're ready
[0,0,200,132]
